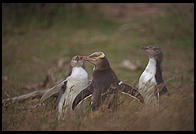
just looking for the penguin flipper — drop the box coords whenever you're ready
[40,79,66,102]
[72,82,94,110]
[54,80,68,108]
[119,83,144,104]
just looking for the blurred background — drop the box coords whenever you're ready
[2,3,194,131]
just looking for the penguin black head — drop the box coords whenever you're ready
[141,45,163,62]
[80,52,110,71]
[70,55,85,68]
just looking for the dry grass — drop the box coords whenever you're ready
[2,3,194,131]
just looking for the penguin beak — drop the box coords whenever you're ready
[79,52,105,66]
[79,56,96,66]
[78,56,85,60]
[141,46,148,50]
[141,46,152,54]
[141,46,151,57]
[79,56,95,61]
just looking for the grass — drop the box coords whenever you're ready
[2,3,194,131]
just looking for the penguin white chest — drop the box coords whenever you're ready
[63,67,88,109]
[139,58,157,90]
[71,67,88,80]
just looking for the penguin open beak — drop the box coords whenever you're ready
[79,56,96,66]
[79,52,105,66]
[78,56,95,61]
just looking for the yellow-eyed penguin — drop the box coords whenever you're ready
[41,55,89,119]
[138,45,168,107]
[72,52,144,111]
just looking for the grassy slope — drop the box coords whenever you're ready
[2,4,194,130]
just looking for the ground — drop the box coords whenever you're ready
[2,3,194,131]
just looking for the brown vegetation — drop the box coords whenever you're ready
[2,3,194,131]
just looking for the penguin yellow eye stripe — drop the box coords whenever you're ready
[99,53,105,58]
[89,52,105,58]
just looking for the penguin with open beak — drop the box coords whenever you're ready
[139,45,168,107]
[41,55,89,119]
[72,52,144,111]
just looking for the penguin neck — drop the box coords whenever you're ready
[94,57,111,71]
[145,57,163,84]
[145,57,157,74]
[71,66,88,79]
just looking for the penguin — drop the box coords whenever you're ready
[41,55,89,119]
[72,52,144,111]
[138,45,168,107]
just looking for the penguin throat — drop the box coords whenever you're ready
[138,57,157,90]
[94,63,110,71]
[147,57,163,84]
[145,58,157,74]
[94,58,111,71]
[71,67,88,79]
